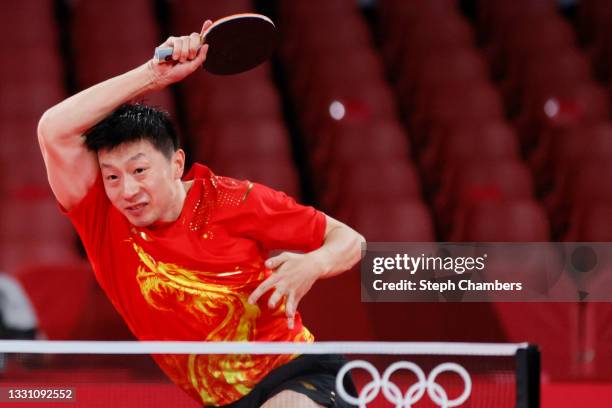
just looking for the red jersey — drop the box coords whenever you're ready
[63,163,326,406]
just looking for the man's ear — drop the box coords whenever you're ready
[173,149,186,180]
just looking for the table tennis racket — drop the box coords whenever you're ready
[154,13,277,75]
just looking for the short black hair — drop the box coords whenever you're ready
[84,103,179,159]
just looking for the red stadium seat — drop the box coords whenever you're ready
[436,160,534,237]
[212,160,301,200]
[321,160,422,217]
[531,122,612,194]
[502,48,592,116]
[0,0,58,48]
[410,81,504,143]
[311,118,408,151]
[478,0,558,42]
[71,0,154,19]
[489,16,576,79]
[588,22,612,81]
[397,48,489,113]
[378,0,459,30]
[351,200,435,242]
[385,14,475,79]
[546,161,612,237]
[585,303,612,378]
[565,204,612,242]
[0,49,63,82]
[0,81,65,122]
[187,82,282,127]
[451,200,550,241]
[0,198,74,243]
[170,0,255,29]
[516,81,610,150]
[72,23,158,52]
[290,47,385,105]
[299,266,374,340]
[76,50,159,88]
[578,0,612,43]
[183,63,272,97]
[281,14,372,70]
[0,243,80,272]
[71,0,159,53]
[69,0,172,118]
[420,121,520,192]
[10,262,93,340]
[493,300,580,379]
[301,80,398,135]
[195,120,293,166]
[310,120,410,181]
[279,0,358,25]
[73,281,135,340]
[8,261,133,340]
[0,133,55,196]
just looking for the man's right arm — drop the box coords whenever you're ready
[38,63,160,210]
[37,22,211,210]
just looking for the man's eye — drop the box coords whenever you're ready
[106,175,118,181]
[135,168,147,174]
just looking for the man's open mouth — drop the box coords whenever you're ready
[125,203,148,214]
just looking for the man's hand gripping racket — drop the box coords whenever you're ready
[147,20,212,90]
[153,13,277,76]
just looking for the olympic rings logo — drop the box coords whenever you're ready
[335,360,472,408]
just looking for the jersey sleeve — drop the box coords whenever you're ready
[59,174,110,264]
[237,183,327,252]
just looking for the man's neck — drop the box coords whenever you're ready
[183,180,194,194]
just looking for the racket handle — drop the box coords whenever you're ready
[154,46,174,62]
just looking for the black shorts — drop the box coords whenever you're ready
[213,354,358,408]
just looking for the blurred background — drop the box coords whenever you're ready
[1,0,612,405]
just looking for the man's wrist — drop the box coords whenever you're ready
[142,60,163,92]
[307,250,333,279]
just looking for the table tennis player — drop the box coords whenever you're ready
[37,21,364,408]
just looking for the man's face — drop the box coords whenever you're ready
[98,139,184,227]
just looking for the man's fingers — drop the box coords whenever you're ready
[287,316,295,330]
[196,43,209,64]
[286,295,296,330]
[179,37,190,62]
[171,37,183,61]
[201,19,213,37]
[248,282,270,305]
[268,289,284,309]
[285,295,296,317]
[160,20,211,62]
[265,253,289,270]
[188,43,208,67]
[161,35,175,48]
[248,275,278,305]
[188,33,200,59]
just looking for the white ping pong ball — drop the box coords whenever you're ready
[544,98,560,118]
[329,101,346,121]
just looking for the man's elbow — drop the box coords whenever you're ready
[350,228,366,266]
[37,109,55,146]
[355,231,366,252]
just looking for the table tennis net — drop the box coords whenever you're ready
[0,341,539,408]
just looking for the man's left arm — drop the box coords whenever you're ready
[248,215,365,329]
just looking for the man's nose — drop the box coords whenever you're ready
[122,176,140,200]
